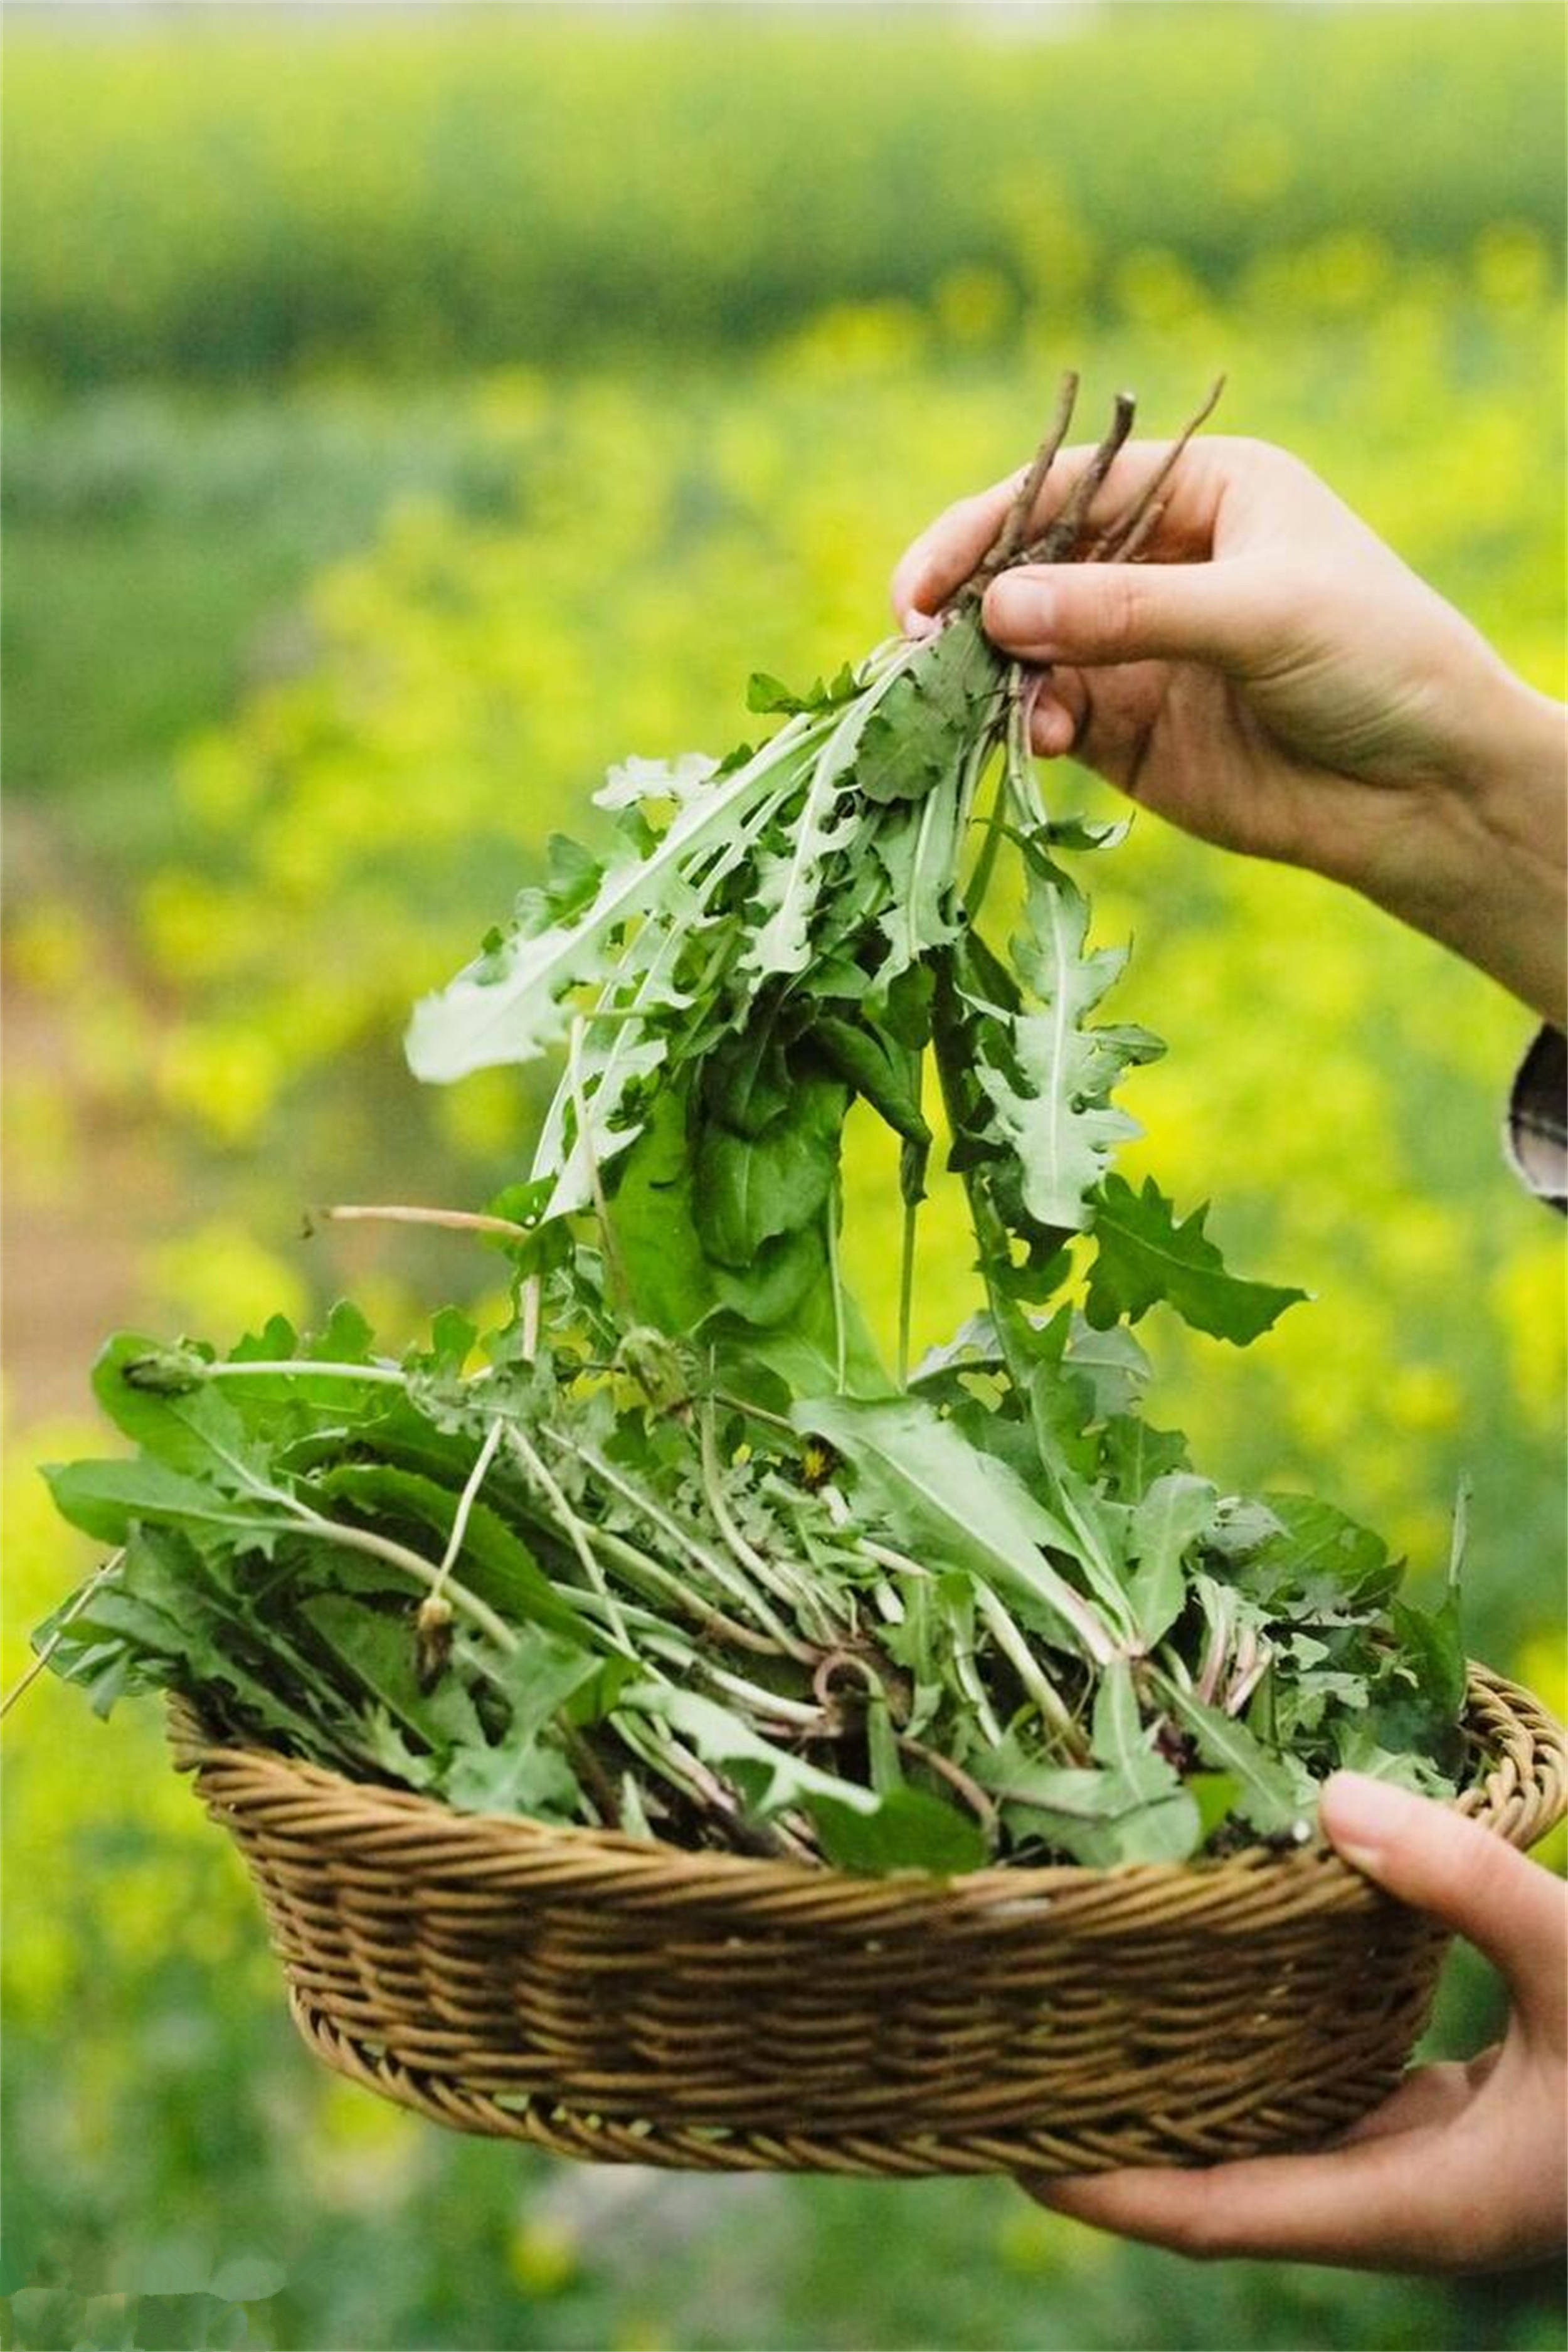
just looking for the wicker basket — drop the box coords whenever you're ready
[167,1663,1565,2179]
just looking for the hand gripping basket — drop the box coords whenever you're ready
[167,1664,1564,2179]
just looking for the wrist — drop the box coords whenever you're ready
[1378,679,1566,1029]
[1463,674,1567,859]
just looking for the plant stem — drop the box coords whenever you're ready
[567,1014,632,1314]
[1,1550,126,1722]
[575,1532,797,1659]
[856,1538,935,1582]
[707,1388,796,1436]
[927,950,1036,1395]
[560,1722,624,1830]
[540,1426,813,1658]
[825,1173,847,1394]
[894,1730,999,1841]
[972,1582,1088,1760]
[1194,1583,1234,1705]
[953,369,1079,600]
[896,1195,918,1393]
[198,1359,408,1388]
[894,1048,925,1393]
[948,1640,1005,1749]
[698,1399,780,1590]
[698,1402,835,1639]
[1087,375,1224,561]
[289,1506,519,1655]
[505,1425,635,1653]
[434,1417,506,1592]
[1224,1630,1272,1717]
[1004,665,1050,833]
[700,1665,820,1726]
[310,1203,531,1241]
[1021,388,1136,564]
[612,1709,817,1863]
[963,755,1012,924]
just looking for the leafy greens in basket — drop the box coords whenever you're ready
[31,378,1470,1877]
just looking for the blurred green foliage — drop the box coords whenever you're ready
[3,4,1564,384]
[3,8,1564,2349]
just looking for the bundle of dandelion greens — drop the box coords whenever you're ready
[26,378,1470,1875]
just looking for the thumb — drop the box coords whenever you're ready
[982,557,1271,672]
[1321,1771,1565,2024]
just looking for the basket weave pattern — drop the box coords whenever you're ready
[168,1664,1565,2178]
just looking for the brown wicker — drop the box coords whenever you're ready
[167,1663,1565,2179]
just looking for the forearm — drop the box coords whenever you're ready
[1366,684,1567,1030]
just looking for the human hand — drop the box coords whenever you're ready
[892,435,1567,1027]
[1014,1772,1568,2273]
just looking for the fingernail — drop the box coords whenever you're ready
[902,608,940,641]
[1320,1771,1412,1864]
[985,574,1054,650]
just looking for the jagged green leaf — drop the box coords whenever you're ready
[406,714,824,1080]
[1238,1494,1402,1611]
[1085,1173,1308,1343]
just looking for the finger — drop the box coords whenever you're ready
[1029,691,1078,759]
[1025,660,1172,798]
[891,481,1017,628]
[982,557,1277,675]
[889,432,1236,628]
[1016,2125,1459,2269]
[1333,2059,1481,2146]
[1320,1772,1567,2025]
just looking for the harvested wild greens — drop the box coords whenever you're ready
[31,381,1470,1875]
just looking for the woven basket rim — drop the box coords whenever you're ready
[166,1656,1565,1905]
